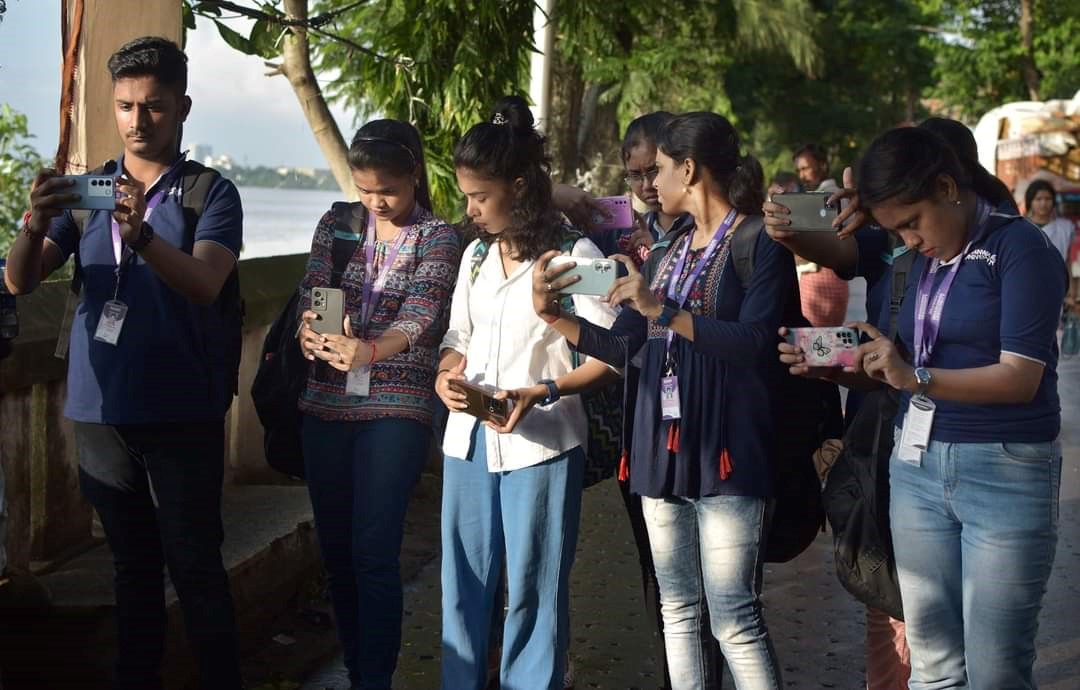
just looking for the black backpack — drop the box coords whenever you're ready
[251,288,308,478]
[650,217,843,563]
[60,160,244,399]
[821,248,916,621]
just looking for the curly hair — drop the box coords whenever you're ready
[453,95,564,261]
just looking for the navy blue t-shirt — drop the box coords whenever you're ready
[47,156,243,424]
[865,207,1065,443]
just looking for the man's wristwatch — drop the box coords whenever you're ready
[913,367,932,396]
[128,221,155,252]
[538,379,560,407]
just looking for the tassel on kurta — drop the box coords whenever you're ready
[666,421,681,453]
[617,450,630,482]
[719,448,733,480]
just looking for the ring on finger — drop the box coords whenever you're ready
[545,282,553,293]
[867,352,880,362]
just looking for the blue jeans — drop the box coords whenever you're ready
[440,426,584,690]
[643,494,781,690]
[302,415,430,690]
[889,435,1061,689]
[76,421,241,690]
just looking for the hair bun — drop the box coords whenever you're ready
[490,95,534,131]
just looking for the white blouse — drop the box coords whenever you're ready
[441,236,618,471]
[1036,216,1075,264]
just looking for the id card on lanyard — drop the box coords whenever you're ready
[93,162,181,346]
[659,209,737,420]
[897,199,992,464]
[345,206,416,396]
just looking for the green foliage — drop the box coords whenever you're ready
[0,104,46,256]
[920,0,1080,121]
[724,0,936,180]
[311,0,535,219]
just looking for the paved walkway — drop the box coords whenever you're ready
[303,280,1080,689]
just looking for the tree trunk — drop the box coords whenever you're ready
[1019,0,1041,100]
[278,0,353,198]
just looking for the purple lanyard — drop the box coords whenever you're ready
[108,160,186,300]
[912,200,992,367]
[663,209,737,355]
[359,206,416,338]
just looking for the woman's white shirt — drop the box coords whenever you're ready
[440,237,618,471]
[1036,216,1074,263]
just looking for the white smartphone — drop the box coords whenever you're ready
[549,255,618,296]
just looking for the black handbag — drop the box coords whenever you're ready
[820,249,916,621]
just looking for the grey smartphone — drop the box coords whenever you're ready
[309,287,345,336]
[449,380,511,425]
[773,191,840,231]
[548,255,618,296]
[55,175,117,211]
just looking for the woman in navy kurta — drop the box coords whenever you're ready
[530,112,791,690]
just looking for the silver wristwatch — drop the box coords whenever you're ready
[914,367,932,396]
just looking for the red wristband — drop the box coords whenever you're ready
[367,341,378,367]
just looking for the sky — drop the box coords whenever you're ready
[0,1,354,169]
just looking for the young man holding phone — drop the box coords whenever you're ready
[4,37,243,690]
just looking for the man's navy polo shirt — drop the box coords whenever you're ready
[861,205,1067,443]
[46,156,243,424]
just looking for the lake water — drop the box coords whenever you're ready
[237,186,343,259]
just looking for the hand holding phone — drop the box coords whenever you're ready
[784,326,861,368]
[309,287,345,336]
[449,380,512,425]
[771,192,839,231]
[588,196,634,230]
[548,255,619,296]
[54,174,118,211]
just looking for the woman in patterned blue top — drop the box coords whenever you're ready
[532,112,791,689]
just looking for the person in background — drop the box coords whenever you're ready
[296,119,459,690]
[849,126,1062,689]
[535,112,790,689]
[790,143,849,326]
[436,95,618,690]
[1025,179,1074,264]
[4,37,244,690]
[769,171,801,194]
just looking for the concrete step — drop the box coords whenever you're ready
[0,485,321,689]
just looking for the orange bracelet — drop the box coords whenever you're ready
[368,340,378,367]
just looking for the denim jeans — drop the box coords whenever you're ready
[643,494,781,690]
[76,421,241,690]
[889,435,1061,690]
[302,415,430,690]
[440,426,584,690]
[619,480,724,689]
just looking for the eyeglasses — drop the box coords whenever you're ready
[624,166,659,186]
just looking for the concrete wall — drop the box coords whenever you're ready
[0,253,308,571]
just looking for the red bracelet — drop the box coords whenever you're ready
[367,341,378,367]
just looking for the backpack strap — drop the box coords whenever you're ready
[730,215,763,290]
[887,248,917,340]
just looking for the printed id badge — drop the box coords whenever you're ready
[346,366,371,397]
[93,300,128,345]
[897,394,935,466]
[660,375,681,420]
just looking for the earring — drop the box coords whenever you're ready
[683,186,689,194]
[953,199,961,206]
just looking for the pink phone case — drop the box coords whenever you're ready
[786,327,859,368]
[590,196,634,230]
